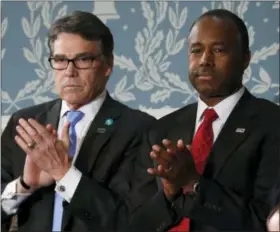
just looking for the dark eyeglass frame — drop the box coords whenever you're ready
[48,54,103,70]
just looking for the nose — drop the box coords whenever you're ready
[64,61,78,77]
[200,50,214,67]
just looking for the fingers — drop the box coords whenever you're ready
[46,124,57,137]
[55,139,72,164]
[162,139,176,154]
[18,118,50,145]
[176,139,192,156]
[55,139,68,155]
[52,129,57,137]
[150,145,173,170]
[15,134,31,154]
[28,118,50,137]
[45,124,53,132]
[16,119,58,155]
[61,121,70,149]
[147,165,168,178]
[177,139,192,153]
[177,139,185,150]
[186,144,192,152]
[176,142,194,165]
[147,167,158,175]
[150,140,178,172]
[18,118,38,140]
[15,124,34,146]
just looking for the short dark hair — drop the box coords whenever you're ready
[48,11,114,60]
[190,9,250,54]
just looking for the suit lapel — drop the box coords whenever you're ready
[175,104,197,145]
[74,94,121,175]
[36,99,61,130]
[204,90,258,178]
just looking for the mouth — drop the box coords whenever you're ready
[63,85,81,90]
[197,74,213,81]
[64,85,80,88]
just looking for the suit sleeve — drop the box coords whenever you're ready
[180,134,280,231]
[1,114,35,225]
[1,114,17,225]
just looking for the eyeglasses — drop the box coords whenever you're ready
[48,54,102,70]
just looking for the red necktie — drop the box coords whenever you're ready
[169,108,218,232]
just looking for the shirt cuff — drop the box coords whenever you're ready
[1,179,31,215]
[55,166,82,203]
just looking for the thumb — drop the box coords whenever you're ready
[46,124,58,138]
[55,140,73,163]
[61,121,71,150]
[24,154,39,171]
[52,129,58,137]
[25,154,34,165]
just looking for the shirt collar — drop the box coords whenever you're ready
[60,89,107,119]
[196,87,245,124]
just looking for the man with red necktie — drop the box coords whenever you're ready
[129,9,280,232]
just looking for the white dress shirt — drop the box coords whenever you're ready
[194,87,245,142]
[1,90,106,215]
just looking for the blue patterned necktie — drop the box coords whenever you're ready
[52,110,84,232]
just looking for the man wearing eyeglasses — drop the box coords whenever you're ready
[1,11,155,232]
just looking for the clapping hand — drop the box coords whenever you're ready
[147,139,199,200]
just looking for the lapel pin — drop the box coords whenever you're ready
[105,118,113,126]
[236,128,245,133]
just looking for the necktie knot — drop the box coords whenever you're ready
[67,110,84,127]
[203,108,218,123]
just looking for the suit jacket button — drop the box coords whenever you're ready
[84,212,92,219]
[84,212,90,217]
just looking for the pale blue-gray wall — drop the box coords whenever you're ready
[1,1,279,120]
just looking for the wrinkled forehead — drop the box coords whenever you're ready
[188,16,241,47]
[51,32,101,56]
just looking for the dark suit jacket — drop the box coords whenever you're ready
[129,90,280,231]
[1,93,155,232]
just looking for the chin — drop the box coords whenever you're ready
[62,93,87,105]
[196,85,215,96]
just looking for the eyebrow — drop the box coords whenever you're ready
[189,41,226,47]
[52,52,98,58]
